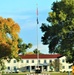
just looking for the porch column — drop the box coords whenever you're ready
[41,66,44,72]
[47,66,50,71]
[29,66,31,72]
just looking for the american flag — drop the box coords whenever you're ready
[36,5,39,24]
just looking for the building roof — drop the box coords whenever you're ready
[19,54,62,59]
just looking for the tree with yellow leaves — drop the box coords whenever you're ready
[0,17,20,59]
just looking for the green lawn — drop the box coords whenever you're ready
[2,72,73,75]
[50,72,72,75]
[2,73,26,75]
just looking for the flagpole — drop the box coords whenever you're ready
[36,4,39,68]
[36,18,39,56]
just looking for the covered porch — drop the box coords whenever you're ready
[24,63,50,72]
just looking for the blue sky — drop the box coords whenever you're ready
[0,0,56,54]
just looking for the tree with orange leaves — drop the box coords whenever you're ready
[0,17,20,59]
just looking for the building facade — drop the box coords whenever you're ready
[4,54,72,73]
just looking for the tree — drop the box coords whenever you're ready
[33,48,40,54]
[40,0,74,63]
[0,17,20,72]
[49,60,54,71]
[53,59,62,72]
[49,59,62,72]
[0,59,6,71]
[18,38,32,55]
[33,48,43,54]
[0,17,20,59]
[26,52,34,54]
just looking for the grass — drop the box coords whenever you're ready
[50,72,72,75]
[2,73,26,75]
[2,72,73,75]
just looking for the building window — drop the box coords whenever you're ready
[32,66,35,70]
[14,60,16,63]
[62,66,65,69]
[49,60,52,63]
[69,66,71,69]
[32,60,34,63]
[26,60,29,63]
[8,66,10,70]
[62,59,65,62]
[14,66,16,70]
[26,66,29,70]
[21,60,23,63]
[44,60,46,63]
[44,66,47,70]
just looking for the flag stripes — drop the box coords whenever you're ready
[36,5,39,24]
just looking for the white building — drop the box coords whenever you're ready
[4,54,72,73]
[59,56,72,72]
